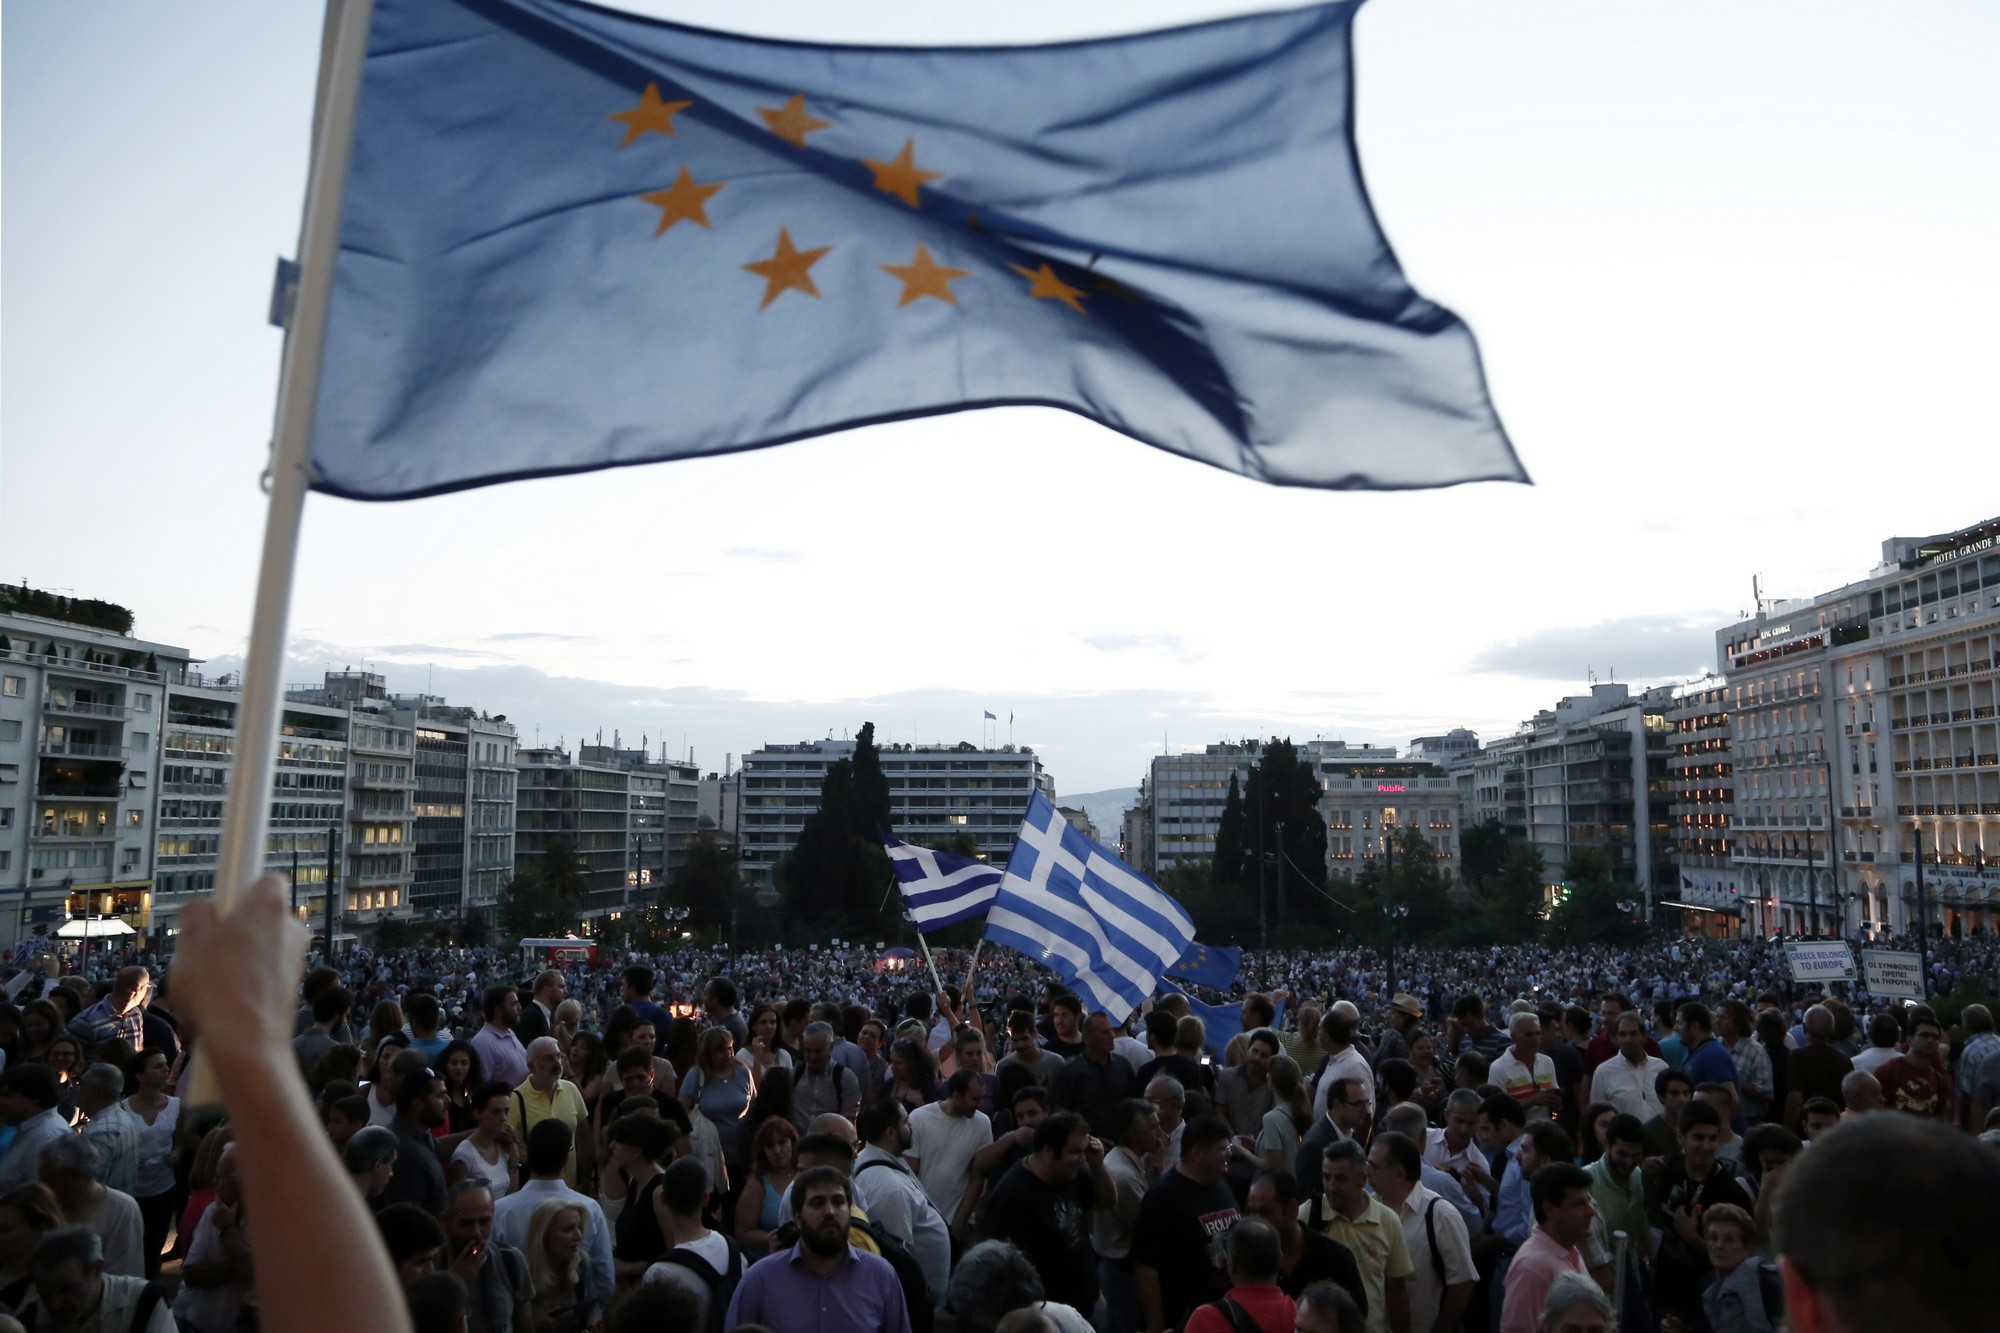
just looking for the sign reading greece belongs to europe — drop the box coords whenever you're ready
[1785,940,1857,983]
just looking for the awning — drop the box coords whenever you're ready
[54,916,137,938]
[1655,900,1742,916]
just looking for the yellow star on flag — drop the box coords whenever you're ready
[863,139,944,209]
[609,83,693,146]
[758,94,832,149]
[638,167,727,236]
[743,228,832,309]
[1009,262,1087,315]
[879,244,971,307]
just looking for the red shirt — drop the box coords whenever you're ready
[1583,1032,1663,1076]
[1876,1055,1955,1122]
[1183,1284,1298,1333]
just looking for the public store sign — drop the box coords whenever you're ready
[1785,940,1857,982]
[1861,949,1924,1000]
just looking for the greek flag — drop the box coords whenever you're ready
[884,835,1004,931]
[985,791,1196,1021]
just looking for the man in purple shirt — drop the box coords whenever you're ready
[724,1166,912,1333]
[469,985,528,1091]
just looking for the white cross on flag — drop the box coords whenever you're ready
[985,791,1196,1021]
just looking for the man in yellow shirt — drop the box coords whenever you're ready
[1300,1140,1413,1333]
[508,1036,588,1187]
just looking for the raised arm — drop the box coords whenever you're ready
[174,874,413,1333]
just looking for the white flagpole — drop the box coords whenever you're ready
[191,0,373,1099]
[911,929,946,997]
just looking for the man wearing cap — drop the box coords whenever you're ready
[1373,997,1424,1069]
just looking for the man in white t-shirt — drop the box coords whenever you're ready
[643,1158,741,1326]
[908,1069,994,1237]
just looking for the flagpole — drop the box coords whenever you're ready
[911,929,946,996]
[191,0,372,1099]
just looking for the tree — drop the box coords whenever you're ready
[1212,773,1246,892]
[1156,856,1257,944]
[919,832,980,859]
[497,868,573,940]
[784,722,895,936]
[1243,740,1329,933]
[1459,818,1509,884]
[676,832,741,935]
[1546,847,1645,946]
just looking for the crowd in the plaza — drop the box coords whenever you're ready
[0,901,1994,1333]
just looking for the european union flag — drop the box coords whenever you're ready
[1168,940,1243,991]
[305,0,1522,500]
[1158,986,1289,1057]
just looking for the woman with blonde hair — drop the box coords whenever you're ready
[524,1197,598,1331]
[678,1026,750,1193]
[553,999,584,1056]
[1256,1055,1312,1171]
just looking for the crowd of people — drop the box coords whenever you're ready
[0,907,1994,1333]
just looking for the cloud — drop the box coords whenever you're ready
[1081,632,1201,662]
[483,632,592,644]
[1469,614,1722,683]
[725,547,802,562]
[374,643,514,661]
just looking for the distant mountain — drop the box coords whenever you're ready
[1055,787,1141,841]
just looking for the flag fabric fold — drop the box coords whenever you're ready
[1167,940,1243,991]
[884,835,1004,931]
[984,791,1195,1022]
[305,0,1522,501]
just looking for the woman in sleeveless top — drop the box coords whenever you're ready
[734,1116,798,1260]
[447,1081,518,1200]
[123,1049,183,1279]
[608,1113,677,1284]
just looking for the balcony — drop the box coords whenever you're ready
[30,824,117,841]
[41,697,128,720]
[38,739,125,761]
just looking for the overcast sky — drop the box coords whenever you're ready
[4,1,1996,794]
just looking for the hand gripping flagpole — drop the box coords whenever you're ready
[186,0,374,1106]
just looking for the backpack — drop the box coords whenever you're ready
[1421,1197,1446,1284]
[847,1211,937,1333]
[21,1279,168,1333]
[658,1237,744,1333]
[768,1208,935,1333]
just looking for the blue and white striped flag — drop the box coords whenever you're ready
[985,791,1196,1022]
[884,835,1004,931]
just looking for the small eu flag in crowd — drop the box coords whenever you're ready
[986,792,1196,1022]
[1168,940,1244,991]
[883,835,1005,932]
[305,0,1521,500]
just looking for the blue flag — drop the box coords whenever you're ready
[305,0,1521,500]
[1158,987,1289,1058]
[1167,940,1242,991]
[986,792,1196,1022]
[883,835,1004,931]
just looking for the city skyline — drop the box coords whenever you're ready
[6,1,1996,795]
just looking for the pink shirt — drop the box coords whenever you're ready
[1499,1227,1587,1333]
